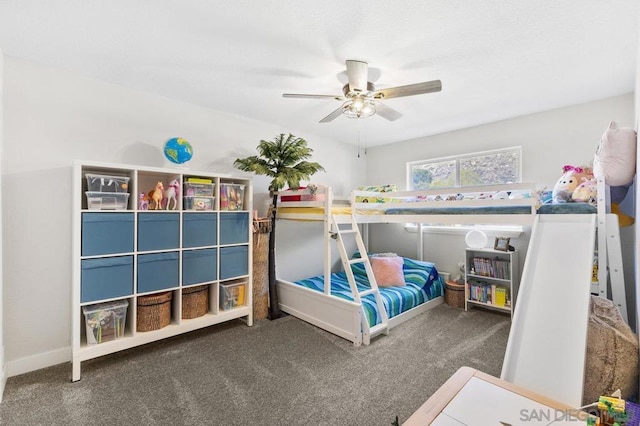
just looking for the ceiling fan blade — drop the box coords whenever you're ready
[319,106,344,123]
[283,93,344,100]
[375,102,403,121]
[374,79,442,100]
[346,60,368,93]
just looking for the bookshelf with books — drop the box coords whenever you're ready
[464,247,519,318]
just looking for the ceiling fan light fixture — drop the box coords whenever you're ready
[282,60,441,123]
[342,96,376,119]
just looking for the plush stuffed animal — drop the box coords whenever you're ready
[593,120,637,186]
[551,165,594,203]
[571,177,597,203]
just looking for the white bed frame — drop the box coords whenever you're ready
[275,183,539,346]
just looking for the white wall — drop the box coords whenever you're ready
[2,56,366,376]
[365,94,636,327]
[635,22,640,389]
[0,50,5,398]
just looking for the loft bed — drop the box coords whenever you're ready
[275,182,540,346]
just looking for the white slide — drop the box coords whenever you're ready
[501,214,596,408]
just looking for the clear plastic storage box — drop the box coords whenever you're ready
[85,174,130,193]
[85,192,130,210]
[219,281,247,311]
[82,299,129,345]
[183,196,215,211]
[183,182,215,197]
[220,184,245,211]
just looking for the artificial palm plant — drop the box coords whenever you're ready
[234,133,324,319]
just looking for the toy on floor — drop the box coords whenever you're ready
[163,178,180,210]
[593,392,629,425]
[147,181,164,210]
[551,165,594,203]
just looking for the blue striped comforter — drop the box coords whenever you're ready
[294,257,444,326]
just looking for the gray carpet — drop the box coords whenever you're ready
[0,304,510,425]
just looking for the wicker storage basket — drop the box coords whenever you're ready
[445,281,465,309]
[181,285,209,319]
[137,291,172,332]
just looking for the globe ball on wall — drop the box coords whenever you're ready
[163,137,193,165]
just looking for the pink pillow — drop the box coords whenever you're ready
[371,256,405,287]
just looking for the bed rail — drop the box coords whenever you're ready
[276,186,353,222]
[276,183,539,224]
[350,182,538,225]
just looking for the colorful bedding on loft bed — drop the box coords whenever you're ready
[350,183,539,216]
[293,256,444,326]
[537,203,597,214]
[383,205,533,215]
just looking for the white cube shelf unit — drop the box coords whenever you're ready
[72,161,253,381]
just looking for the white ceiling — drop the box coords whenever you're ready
[0,1,638,147]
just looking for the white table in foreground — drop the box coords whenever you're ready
[404,367,593,425]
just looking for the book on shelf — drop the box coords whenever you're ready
[495,287,507,307]
[471,256,510,279]
[467,280,508,307]
[467,279,492,304]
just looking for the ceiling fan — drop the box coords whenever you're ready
[282,60,442,123]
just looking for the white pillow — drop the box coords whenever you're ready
[593,121,637,186]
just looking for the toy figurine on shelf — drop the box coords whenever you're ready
[163,178,180,210]
[147,181,164,210]
[138,193,149,210]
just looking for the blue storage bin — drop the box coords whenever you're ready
[183,213,217,248]
[81,256,133,303]
[138,213,179,251]
[219,212,249,245]
[82,213,134,256]
[137,252,179,293]
[182,248,217,285]
[220,246,249,280]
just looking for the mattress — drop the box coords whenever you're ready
[537,203,597,214]
[293,257,444,326]
[384,205,533,215]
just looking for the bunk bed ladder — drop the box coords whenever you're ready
[595,178,629,323]
[331,214,389,345]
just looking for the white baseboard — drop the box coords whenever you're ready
[6,346,70,378]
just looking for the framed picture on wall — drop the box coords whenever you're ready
[494,237,510,252]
